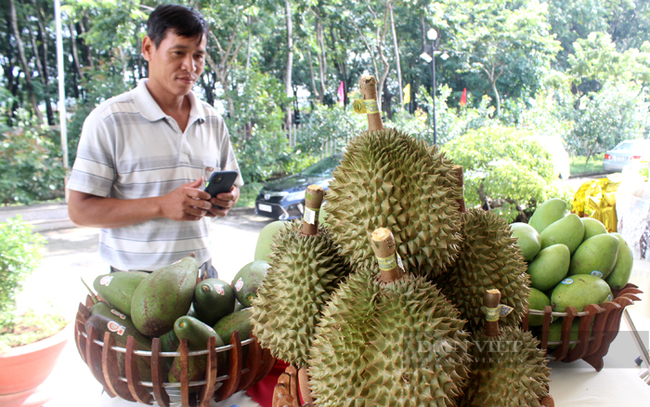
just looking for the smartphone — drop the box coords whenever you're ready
[204,170,238,208]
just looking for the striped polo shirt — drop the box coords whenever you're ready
[68,79,244,271]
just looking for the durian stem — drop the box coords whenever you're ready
[302,185,325,236]
[452,165,467,213]
[484,289,501,337]
[370,228,404,283]
[359,75,384,131]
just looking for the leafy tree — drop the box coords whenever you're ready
[443,125,570,222]
[443,0,560,116]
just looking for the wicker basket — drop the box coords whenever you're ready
[522,283,643,371]
[74,295,276,407]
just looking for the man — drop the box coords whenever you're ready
[67,4,242,277]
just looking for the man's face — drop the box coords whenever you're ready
[142,30,207,98]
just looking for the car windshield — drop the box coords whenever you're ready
[300,155,342,176]
[613,140,650,152]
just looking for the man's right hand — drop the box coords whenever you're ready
[158,178,213,221]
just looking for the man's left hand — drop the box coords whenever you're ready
[207,185,240,217]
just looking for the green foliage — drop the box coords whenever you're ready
[443,125,568,222]
[227,68,292,182]
[295,102,366,155]
[235,182,263,208]
[567,81,650,158]
[0,112,66,205]
[0,217,46,328]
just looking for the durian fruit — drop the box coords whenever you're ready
[308,227,472,407]
[324,75,463,278]
[458,289,551,407]
[435,208,530,332]
[250,185,350,369]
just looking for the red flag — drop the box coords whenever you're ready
[460,88,467,107]
[337,81,345,106]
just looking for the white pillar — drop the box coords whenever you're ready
[54,0,68,170]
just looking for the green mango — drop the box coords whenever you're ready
[529,198,567,234]
[231,260,270,308]
[93,271,149,316]
[131,257,199,337]
[168,316,225,386]
[528,288,551,327]
[606,233,634,290]
[580,218,608,241]
[544,319,591,350]
[569,234,620,279]
[509,222,542,261]
[539,213,585,254]
[528,244,570,292]
[550,275,612,312]
[254,221,287,262]
[193,278,236,327]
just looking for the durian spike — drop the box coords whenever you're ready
[452,165,467,213]
[301,184,325,236]
[359,75,384,131]
[370,227,404,283]
[484,289,502,337]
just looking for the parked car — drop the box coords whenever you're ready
[255,154,343,220]
[603,139,650,172]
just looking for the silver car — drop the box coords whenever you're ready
[603,139,650,172]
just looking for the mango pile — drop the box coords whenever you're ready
[85,256,269,384]
[510,198,634,329]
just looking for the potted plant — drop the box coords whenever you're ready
[0,216,70,407]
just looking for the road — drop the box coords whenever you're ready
[15,209,275,407]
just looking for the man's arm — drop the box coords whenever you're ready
[68,178,214,228]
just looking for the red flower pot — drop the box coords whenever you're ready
[0,323,71,407]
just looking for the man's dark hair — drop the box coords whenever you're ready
[146,4,207,48]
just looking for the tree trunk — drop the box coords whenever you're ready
[246,16,252,70]
[285,0,293,129]
[307,49,320,100]
[27,14,54,125]
[389,2,403,106]
[316,19,327,103]
[9,0,43,124]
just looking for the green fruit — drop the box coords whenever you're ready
[529,198,567,234]
[527,244,570,292]
[436,209,530,332]
[539,214,585,254]
[250,220,350,368]
[551,275,613,312]
[309,266,472,407]
[568,234,620,279]
[509,222,542,261]
[168,316,225,385]
[581,218,608,241]
[460,327,550,407]
[231,260,269,307]
[213,309,254,368]
[92,271,148,316]
[193,278,236,326]
[85,312,152,381]
[323,128,463,277]
[254,221,287,262]
[606,233,634,290]
[159,329,180,353]
[131,257,199,337]
[544,319,592,350]
[528,288,551,327]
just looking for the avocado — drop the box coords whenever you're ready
[193,278,236,326]
[569,234,620,279]
[528,288,551,327]
[213,308,254,368]
[168,316,225,386]
[85,312,152,381]
[509,222,541,261]
[231,260,269,308]
[550,275,612,312]
[529,198,567,234]
[539,213,585,254]
[131,257,199,337]
[527,244,570,292]
[581,218,608,241]
[93,271,148,316]
[254,221,287,262]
